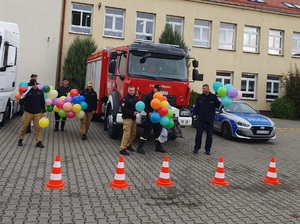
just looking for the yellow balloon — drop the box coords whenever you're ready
[59,96,66,101]
[76,110,85,119]
[72,104,82,113]
[49,85,54,91]
[48,90,58,100]
[161,100,169,108]
[54,105,61,113]
[39,117,49,128]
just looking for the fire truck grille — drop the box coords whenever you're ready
[165,96,176,106]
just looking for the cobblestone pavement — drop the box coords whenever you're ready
[0,114,300,224]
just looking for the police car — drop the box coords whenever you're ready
[214,100,276,140]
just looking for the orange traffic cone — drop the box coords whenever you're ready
[110,156,128,189]
[211,156,229,186]
[155,155,174,187]
[263,157,281,185]
[46,154,64,189]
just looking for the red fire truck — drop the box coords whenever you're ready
[86,41,202,139]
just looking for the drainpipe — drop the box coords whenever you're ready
[57,0,66,88]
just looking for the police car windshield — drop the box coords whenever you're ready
[128,52,187,81]
[224,101,258,114]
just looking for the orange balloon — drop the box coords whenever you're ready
[150,99,161,110]
[153,92,163,101]
[15,93,21,101]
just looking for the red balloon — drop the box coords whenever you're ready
[19,86,27,94]
[162,96,167,101]
[69,89,79,98]
[158,106,168,116]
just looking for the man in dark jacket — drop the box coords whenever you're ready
[80,81,97,140]
[137,84,166,154]
[54,77,72,131]
[119,86,139,156]
[193,84,220,155]
[18,79,46,148]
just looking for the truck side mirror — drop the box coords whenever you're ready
[192,69,203,81]
[192,59,199,68]
[109,52,118,60]
[108,61,116,74]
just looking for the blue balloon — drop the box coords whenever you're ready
[79,95,85,103]
[19,82,28,88]
[150,111,160,123]
[135,101,145,112]
[224,84,233,91]
[80,101,88,110]
[159,116,170,126]
[222,96,232,107]
[213,81,223,92]
[72,96,80,104]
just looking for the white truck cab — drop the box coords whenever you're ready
[0,21,20,125]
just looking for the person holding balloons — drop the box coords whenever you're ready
[54,77,72,131]
[119,86,139,156]
[193,84,220,155]
[17,79,47,148]
[137,84,167,154]
[79,81,97,140]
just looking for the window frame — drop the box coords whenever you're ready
[135,12,155,41]
[104,8,125,38]
[219,23,236,51]
[70,3,93,35]
[166,16,183,35]
[216,71,232,86]
[241,73,257,100]
[292,32,300,57]
[266,75,281,101]
[243,26,260,53]
[268,29,283,55]
[193,20,211,48]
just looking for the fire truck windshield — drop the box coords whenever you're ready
[128,52,187,81]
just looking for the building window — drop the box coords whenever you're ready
[219,23,236,50]
[166,16,183,35]
[292,32,300,57]
[248,0,265,3]
[135,13,155,41]
[71,3,92,34]
[283,2,300,9]
[241,73,256,99]
[216,72,232,85]
[104,8,125,38]
[268,29,283,55]
[266,75,280,101]
[193,20,211,48]
[243,26,259,53]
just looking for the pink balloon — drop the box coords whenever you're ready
[55,99,64,109]
[45,98,52,106]
[63,102,73,111]
[233,90,242,100]
[67,111,75,118]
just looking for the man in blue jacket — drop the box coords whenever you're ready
[193,84,220,155]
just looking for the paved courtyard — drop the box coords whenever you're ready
[0,114,300,223]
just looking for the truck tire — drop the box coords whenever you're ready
[107,108,122,139]
[0,103,10,126]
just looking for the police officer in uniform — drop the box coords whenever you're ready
[137,84,166,154]
[119,86,139,156]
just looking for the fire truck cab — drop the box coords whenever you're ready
[86,41,202,139]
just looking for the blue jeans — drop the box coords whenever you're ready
[194,120,214,152]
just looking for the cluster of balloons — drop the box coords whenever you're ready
[135,92,175,129]
[16,82,88,128]
[213,81,242,107]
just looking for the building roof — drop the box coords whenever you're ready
[203,0,300,15]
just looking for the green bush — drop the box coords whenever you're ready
[188,90,200,109]
[270,97,297,119]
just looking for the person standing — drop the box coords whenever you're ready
[80,81,97,140]
[137,84,166,154]
[119,86,139,156]
[54,78,72,131]
[25,74,39,133]
[18,79,46,148]
[193,84,220,155]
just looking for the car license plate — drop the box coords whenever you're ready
[160,91,168,95]
[256,130,269,134]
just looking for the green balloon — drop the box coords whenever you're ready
[42,85,50,93]
[217,87,227,98]
[165,119,175,129]
[58,109,67,118]
[166,109,174,118]
[46,105,54,112]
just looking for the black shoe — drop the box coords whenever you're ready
[25,129,31,133]
[205,151,211,155]
[18,140,23,146]
[82,134,87,140]
[126,146,134,152]
[60,128,64,131]
[120,149,130,156]
[137,147,145,154]
[53,128,58,132]
[156,147,166,153]
[36,141,44,148]
[193,149,199,154]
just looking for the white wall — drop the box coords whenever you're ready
[0,0,63,88]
